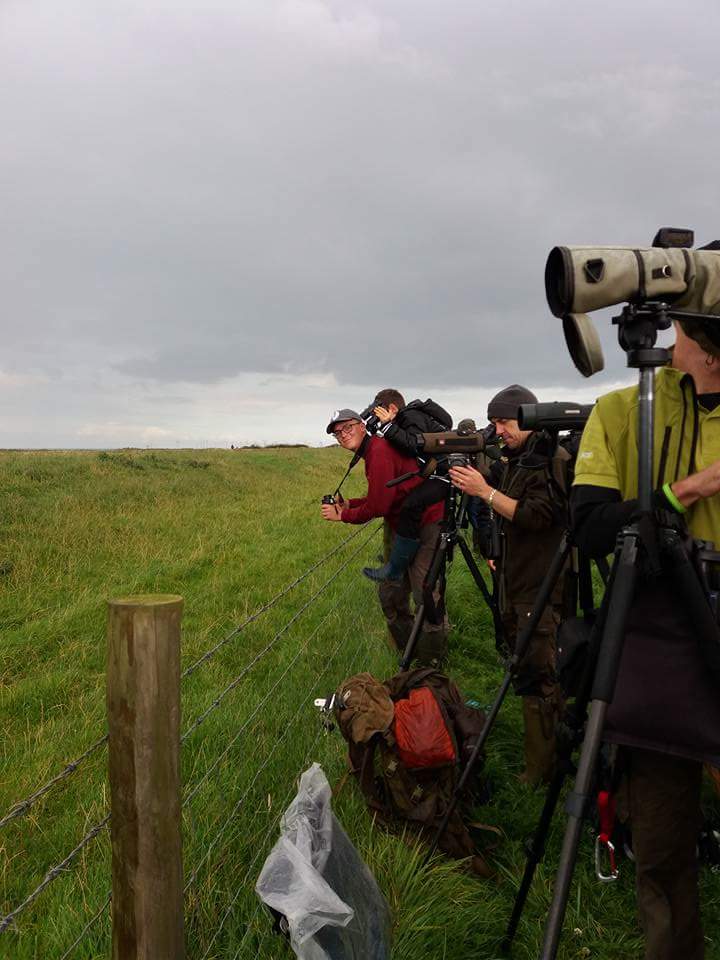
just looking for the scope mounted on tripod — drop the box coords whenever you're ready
[517,402,594,433]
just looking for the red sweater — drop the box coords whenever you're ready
[340,436,444,529]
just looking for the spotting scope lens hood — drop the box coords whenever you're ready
[545,246,574,318]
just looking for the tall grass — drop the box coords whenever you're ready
[0,448,718,959]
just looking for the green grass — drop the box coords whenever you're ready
[0,447,719,959]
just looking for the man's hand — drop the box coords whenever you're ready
[671,459,720,508]
[449,464,491,499]
[321,503,344,521]
[374,406,395,424]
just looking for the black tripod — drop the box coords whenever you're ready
[424,523,599,862]
[505,303,720,959]
[502,556,606,953]
[397,476,503,671]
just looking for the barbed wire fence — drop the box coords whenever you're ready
[0,521,388,958]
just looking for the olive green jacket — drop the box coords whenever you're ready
[574,366,720,545]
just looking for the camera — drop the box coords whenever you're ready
[446,452,476,471]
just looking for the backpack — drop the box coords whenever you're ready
[334,668,487,867]
[404,398,453,432]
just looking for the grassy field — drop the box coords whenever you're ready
[1,447,719,959]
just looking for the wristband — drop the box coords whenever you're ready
[662,482,686,514]
[487,488,497,509]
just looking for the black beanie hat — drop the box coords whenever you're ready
[487,384,538,421]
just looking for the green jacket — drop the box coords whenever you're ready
[574,365,720,764]
[574,366,720,545]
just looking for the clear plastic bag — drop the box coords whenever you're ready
[255,763,391,959]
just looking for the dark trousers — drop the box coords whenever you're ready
[377,522,447,642]
[624,748,704,960]
[501,603,560,699]
[396,478,447,539]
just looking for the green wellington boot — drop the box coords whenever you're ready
[363,535,420,582]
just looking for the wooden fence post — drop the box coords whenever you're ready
[106,594,185,960]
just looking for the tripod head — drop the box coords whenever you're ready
[612,301,671,367]
[608,301,674,514]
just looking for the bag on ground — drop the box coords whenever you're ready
[334,668,488,867]
[256,763,391,960]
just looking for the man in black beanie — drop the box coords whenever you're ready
[449,384,569,785]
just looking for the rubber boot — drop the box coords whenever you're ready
[413,628,448,668]
[518,696,557,786]
[363,535,420,582]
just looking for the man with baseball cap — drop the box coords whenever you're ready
[321,408,447,665]
[449,385,570,785]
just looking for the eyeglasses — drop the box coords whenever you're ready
[332,421,358,439]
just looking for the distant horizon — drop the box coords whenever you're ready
[1,372,641,450]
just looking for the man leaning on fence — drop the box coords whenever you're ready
[320,409,448,665]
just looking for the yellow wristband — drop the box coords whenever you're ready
[662,482,686,514]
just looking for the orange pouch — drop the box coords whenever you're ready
[393,687,456,769]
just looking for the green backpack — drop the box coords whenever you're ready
[334,668,488,868]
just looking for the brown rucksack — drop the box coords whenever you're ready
[334,668,488,867]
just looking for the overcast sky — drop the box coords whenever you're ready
[2,0,719,448]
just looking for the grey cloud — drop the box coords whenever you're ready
[1,0,720,445]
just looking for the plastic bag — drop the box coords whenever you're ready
[256,763,391,959]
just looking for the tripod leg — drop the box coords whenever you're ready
[455,535,505,646]
[425,670,515,864]
[540,531,639,960]
[399,534,448,671]
[502,768,566,953]
[426,534,573,863]
[503,569,616,954]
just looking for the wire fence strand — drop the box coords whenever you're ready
[201,626,367,960]
[57,892,112,960]
[0,734,108,831]
[184,618,359,895]
[181,523,374,680]
[3,521,380,949]
[229,625,369,959]
[180,523,380,745]
[54,562,359,956]
[202,725,327,960]
[183,594,344,808]
[0,814,111,935]
[0,524,375,832]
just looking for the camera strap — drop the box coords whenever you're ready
[333,437,368,499]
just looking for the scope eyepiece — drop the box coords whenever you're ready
[517,402,594,432]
